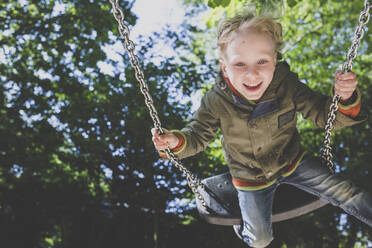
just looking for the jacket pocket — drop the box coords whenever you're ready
[278,109,296,128]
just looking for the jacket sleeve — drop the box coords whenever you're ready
[172,91,220,159]
[291,72,366,130]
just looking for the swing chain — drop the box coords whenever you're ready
[164,149,207,206]
[109,0,207,208]
[321,0,371,173]
[110,1,162,132]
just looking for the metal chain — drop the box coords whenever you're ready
[109,0,207,208]
[321,0,371,173]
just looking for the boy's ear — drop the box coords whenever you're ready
[219,59,228,77]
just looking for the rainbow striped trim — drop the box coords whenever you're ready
[281,151,306,177]
[232,151,306,191]
[330,87,361,118]
[338,87,361,110]
[232,177,278,191]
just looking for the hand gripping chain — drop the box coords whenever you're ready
[321,0,371,173]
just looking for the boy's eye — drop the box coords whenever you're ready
[234,62,245,67]
[258,60,268,65]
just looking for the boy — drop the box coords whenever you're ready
[152,13,372,247]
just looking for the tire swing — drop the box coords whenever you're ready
[109,0,371,225]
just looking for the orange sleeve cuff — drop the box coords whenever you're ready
[172,132,185,152]
[159,152,167,158]
[337,88,361,118]
[338,101,361,118]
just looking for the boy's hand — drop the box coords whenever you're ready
[334,71,358,102]
[151,128,179,151]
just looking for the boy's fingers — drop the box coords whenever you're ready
[335,79,357,89]
[151,128,178,151]
[336,72,356,81]
[335,87,356,93]
[153,134,171,145]
[335,81,357,90]
[156,142,170,150]
[334,83,355,92]
[151,128,157,135]
[335,70,342,78]
[158,134,171,143]
[151,128,163,136]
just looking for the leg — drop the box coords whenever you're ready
[284,155,372,226]
[235,183,277,248]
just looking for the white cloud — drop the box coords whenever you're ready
[131,0,185,39]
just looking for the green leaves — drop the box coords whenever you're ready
[287,0,298,7]
[207,0,231,8]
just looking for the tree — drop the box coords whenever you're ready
[0,0,216,247]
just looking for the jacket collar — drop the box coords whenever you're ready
[259,61,290,102]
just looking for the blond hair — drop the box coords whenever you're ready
[217,13,283,56]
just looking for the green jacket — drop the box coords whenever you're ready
[173,61,364,184]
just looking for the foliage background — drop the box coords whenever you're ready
[0,0,371,247]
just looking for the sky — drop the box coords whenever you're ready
[131,0,185,40]
[123,0,204,112]
[100,0,188,74]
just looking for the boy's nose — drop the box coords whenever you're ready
[245,67,259,79]
[246,66,259,75]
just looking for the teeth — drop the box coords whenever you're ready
[244,82,262,87]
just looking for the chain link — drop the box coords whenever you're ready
[321,0,371,173]
[109,0,207,208]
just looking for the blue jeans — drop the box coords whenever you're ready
[235,155,372,248]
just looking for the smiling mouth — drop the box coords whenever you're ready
[243,82,263,91]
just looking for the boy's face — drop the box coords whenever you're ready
[220,29,277,101]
